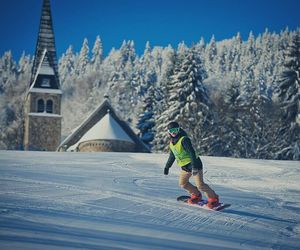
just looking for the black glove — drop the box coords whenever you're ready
[164,167,169,175]
[192,168,199,176]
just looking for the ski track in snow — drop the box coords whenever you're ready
[0,151,299,250]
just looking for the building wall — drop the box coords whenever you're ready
[24,91,62,151]
[24,115,61,151]
[78,139,136,152]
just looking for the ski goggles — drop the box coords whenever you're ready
[168,127,180,134]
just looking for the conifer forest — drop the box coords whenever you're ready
[0,29,299,160]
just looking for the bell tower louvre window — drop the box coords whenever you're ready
[46,99,53,113]
[37,99,45,112]
[41,78,51,87]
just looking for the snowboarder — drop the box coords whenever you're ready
[164,121,219,208]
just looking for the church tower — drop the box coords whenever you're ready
[24,0,62,151]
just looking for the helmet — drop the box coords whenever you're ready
[168,121,180,130]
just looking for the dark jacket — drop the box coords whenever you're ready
[165,129,203,172]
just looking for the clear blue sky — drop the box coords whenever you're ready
[0,0,299,60]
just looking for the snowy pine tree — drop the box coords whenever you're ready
[0,52,27,150]
[274,29,300,160]
[205,35,218,74]
[134,42,157,96]
[276,30,300,124]
[104,41,138,123]
[154,46,211,153]
[90,35,103,71]
[75,38,90,76]
[17,52,31,75]
[136,86,158,149]
[59,46,76,97]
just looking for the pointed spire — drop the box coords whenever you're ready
[30,0,60,88]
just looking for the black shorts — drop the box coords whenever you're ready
[181,157,203,172]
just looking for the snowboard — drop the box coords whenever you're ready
[177,195,231,211]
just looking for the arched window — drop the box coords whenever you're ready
[46,100,53,113]
[37,99,44,112]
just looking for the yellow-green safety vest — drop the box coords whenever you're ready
[169,136,192,167]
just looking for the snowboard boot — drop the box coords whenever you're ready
[188,193,202,204]
[206,197,219,209]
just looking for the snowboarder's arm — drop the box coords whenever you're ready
[165,151,175,170]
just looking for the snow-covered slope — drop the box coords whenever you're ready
[0,151,299,250]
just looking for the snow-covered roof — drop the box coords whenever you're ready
[67,112,135,151]
[78,112,134,143]
[27,49,61,93]
[39,64,55,75]
[29,88,62,94]
[29,112,62,118]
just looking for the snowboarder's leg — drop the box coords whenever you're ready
[193,169,218,201]
[179,170,201,203]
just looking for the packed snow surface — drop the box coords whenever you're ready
[0,151,299,249]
